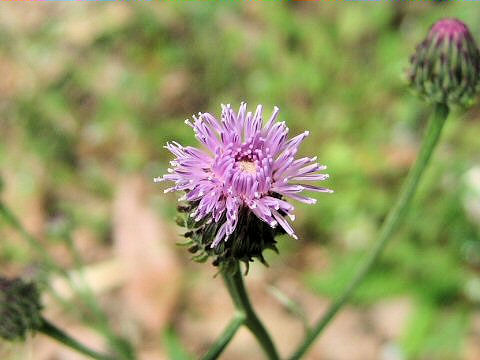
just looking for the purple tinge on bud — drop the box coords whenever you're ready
[429,18,470,42]
[408,18,480,107]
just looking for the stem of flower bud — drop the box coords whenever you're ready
[289,103,450,360]
[39,318,115,360]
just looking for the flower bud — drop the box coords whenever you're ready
[0,277,43,341]
[408,18,480,107]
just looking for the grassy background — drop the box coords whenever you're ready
[1,2,480,359]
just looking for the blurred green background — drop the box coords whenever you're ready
[1,2,480,359]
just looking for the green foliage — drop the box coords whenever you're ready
[402,302,469,359]
[305,252,410,305]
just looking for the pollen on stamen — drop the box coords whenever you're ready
[238,161,257,174]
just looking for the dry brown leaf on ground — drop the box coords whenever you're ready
[113,176,183,338]
[369,297,412,340]
[465,313,480,360]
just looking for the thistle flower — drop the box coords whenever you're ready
[0,277,43,341]
[156,103,331,267]
[408,18,480,107]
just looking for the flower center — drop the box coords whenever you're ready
[237,160,257,174]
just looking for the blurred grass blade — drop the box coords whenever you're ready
[267,286,309,332]
[163,328,193,360]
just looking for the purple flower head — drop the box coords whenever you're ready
[156,103,332,249]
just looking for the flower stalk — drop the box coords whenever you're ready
[289,103,450,360]
[222,262,280,360]
[39,318,114,360]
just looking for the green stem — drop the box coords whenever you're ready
[222,262,280,360]
[201,312,246,360]
[39,318,114,360]
[289,103,449,360]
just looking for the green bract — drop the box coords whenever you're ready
[176,202,282,274]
